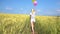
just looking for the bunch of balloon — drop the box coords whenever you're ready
[32,0,37,6]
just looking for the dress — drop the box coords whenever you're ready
[30,12,35,23]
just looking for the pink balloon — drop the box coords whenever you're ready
[33,1,37,6]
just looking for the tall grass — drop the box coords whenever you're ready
[0,14,60,34]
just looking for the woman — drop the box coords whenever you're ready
[30,9,35,34]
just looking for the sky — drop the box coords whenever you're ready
[0,0,60,16]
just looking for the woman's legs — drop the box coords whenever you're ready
[31,22,35,34]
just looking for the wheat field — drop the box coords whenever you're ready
[0,14,60,34]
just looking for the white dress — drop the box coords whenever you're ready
[30,12,35,23]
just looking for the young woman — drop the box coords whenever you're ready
[30,9,35,34]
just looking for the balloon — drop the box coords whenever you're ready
[32,0,35,2]
[33,1,37,6]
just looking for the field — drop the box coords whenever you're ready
[0,14,60,34]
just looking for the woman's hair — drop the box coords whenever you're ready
[32,9,35,13]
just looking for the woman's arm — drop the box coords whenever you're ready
[30,15,31,20]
